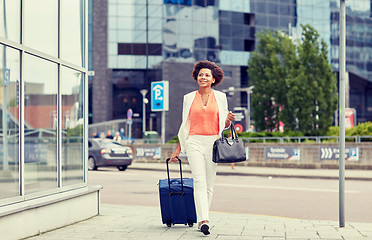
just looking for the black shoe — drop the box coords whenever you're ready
[200,223,210,235]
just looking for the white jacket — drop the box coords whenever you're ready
[177,90,229,152]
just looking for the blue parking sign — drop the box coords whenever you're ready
[151,81,169,111]
[1,68,10,86]
[350,148,357,157]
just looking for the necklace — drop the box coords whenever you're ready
[198,90,211,97]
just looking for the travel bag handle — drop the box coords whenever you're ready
[166,157,184,195]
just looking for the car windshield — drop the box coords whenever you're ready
[98,140,123,148]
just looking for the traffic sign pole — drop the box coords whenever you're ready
[161,111,165,144]
[127,109,133,141]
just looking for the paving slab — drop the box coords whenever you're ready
[25,204,372,240]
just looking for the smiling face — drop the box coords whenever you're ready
[197,68,215,89]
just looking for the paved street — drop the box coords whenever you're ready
[88,163,372,222]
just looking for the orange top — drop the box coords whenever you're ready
[189,91,219,136]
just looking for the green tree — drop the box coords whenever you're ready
[248,24,338,135]
[248,30,297,131]
[288,25,338,135]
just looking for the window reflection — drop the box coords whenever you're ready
[61,67,84,186]
[24,54,58,194]
[163,3,219,62]
[61,0,84,67]
[24,0,58,57]
[0,45,20,199]
[0,0,21,42]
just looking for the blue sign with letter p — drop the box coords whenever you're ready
[151,81,169,111]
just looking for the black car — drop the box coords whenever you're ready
[88,138,133,171]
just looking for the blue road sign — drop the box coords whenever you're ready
[151,81,169,111]
[2,68,10,86]
[127,108,133,119]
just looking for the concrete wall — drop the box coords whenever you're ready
[130,143,372,169]
[0,186,101,240]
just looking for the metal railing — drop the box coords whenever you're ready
[241,135,372,143]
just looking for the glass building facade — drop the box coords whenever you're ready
[0,0,88,204]
[90,0,372,140]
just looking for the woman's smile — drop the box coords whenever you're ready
[197,68,214,87]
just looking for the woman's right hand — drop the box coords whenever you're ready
[169,152,179,162]
[169,142,181,162]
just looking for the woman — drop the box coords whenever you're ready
[113,131,122,144]
[170,60,235,235]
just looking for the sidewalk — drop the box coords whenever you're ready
[26,204,372,240]
[24,163,372,240]
[130,162,372,181]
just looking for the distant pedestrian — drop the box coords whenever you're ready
[106,130,113,139]
[170,60,235,235]
[113,131,122,144]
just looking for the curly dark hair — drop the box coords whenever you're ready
[192,60,224,87]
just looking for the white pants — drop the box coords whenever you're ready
[186,134,219,222]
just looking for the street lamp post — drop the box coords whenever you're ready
[246,86,254,131]
[140,89,148,136]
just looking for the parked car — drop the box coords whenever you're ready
[88,138,133,171]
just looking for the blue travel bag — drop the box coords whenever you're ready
[158,157,197,227]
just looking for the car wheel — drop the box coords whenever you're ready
[88,157,97,171]
[117,165,127,171]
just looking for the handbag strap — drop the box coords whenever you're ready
[220,122,239,142]
[229,122,239,140]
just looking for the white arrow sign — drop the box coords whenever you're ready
[321,148,333,159]
[153,84,163,90]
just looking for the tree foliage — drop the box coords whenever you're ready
[248,24,338,135]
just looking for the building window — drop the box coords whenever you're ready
[244,13,255,26]
[24,54,58,194]
[24,0,58,57]
[0,0,87,204]
[164,0,192,6]
[118,43,162,56]
[0,0,21,42]
[244,39,255,52]
[61,67,84,186]
[61,0,85,67]
[0,45,21,199]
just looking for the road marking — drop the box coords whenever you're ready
[215,183,358,193]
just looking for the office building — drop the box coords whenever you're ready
[0,1,100,239]
[90,0,372,141]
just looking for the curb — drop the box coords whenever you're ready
[128,166,372,181]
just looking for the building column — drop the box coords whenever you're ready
[92,0,111,123]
